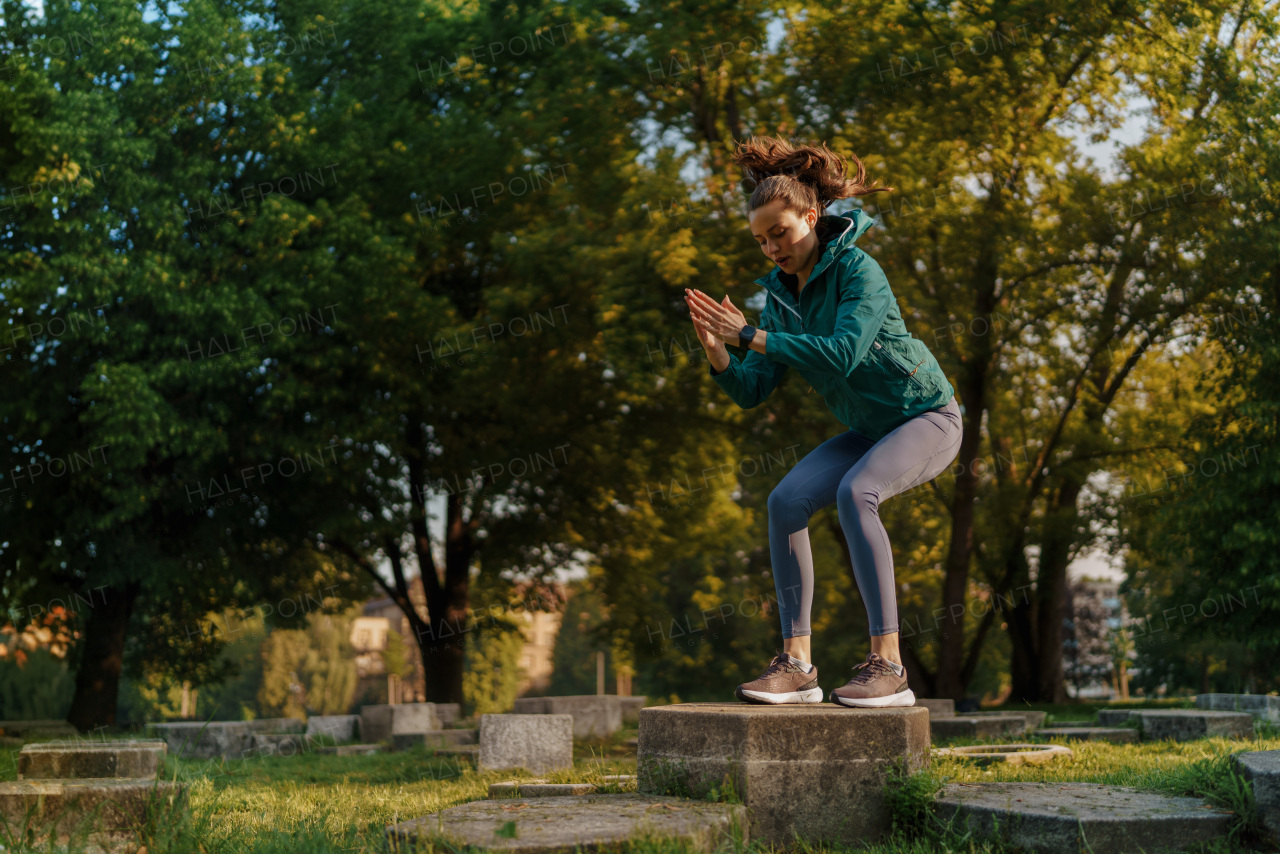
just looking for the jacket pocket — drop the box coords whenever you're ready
[872,340,926,391]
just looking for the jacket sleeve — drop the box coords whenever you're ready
[708,301,788,409]
[762,262,893,377]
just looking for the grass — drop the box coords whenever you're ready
[0,711,1276,853]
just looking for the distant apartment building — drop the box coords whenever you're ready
[1066,577,1133,699]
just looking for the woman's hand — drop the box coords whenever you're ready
[685,288,748,346]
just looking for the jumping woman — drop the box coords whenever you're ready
[684,136,962,708]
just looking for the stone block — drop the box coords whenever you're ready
[247,732,309,757]
[1231,750,1280,841]
[513,695,623,738]
[245,717,306,734]
[1035,727,1139,744]
[957,709,1047,731]
[620,696,647,725]
[1097,708,1137,726]
[1197,693,1280,723]
[305,715,361,741]
[930,715,1026,741]
[18,741,167,780]
[361,703,440,743]
[386,793,746,852]
[0,779,186,846]
[914,698,955,718]
[934,781,1234,854]
[434,703,462,728]
[1139,709,1253,741]
[478,714,573,774]
[147,721,254,759]
[392,729,477,751]
[316,743,382,756]
[637,702,928,847]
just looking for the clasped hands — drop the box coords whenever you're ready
[684,288,749,350]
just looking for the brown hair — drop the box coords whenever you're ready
[730,135,893,218]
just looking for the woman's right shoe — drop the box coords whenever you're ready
[735,651,823,704]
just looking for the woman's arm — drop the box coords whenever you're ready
[687,290,787,409]
[761,264,892,377]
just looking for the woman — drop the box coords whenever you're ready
[684,136,962,708]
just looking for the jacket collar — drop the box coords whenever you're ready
[754,208,878,320]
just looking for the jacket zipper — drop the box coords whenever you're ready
[873,341,925,388]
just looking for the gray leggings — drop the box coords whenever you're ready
[767,396,963,638]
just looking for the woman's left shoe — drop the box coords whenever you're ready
[831,652,916,708]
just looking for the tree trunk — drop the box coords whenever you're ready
[66,582,140,732]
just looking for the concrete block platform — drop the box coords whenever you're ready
[489,780,597,797]
[1097,708,1138,726]
[913,698,955,718]
[148,721,254,759]
[934,781,1235,854]
[361,703,440,743]
[1231,749,1280,841]
[620,696,647,725]
[316,743,383,756]
[637,702,928,847]
[930,714,1026,741]
[386,793,746,852]
[1140,709,1254,741]
[245,717,306,734]
[392,729,477,751]
[1197,693,1280,723]
[1035,726,1139,744]
[18,741,167,780]
[305,714,360,741]
[479,714,572,774]
[957,709,1047,731]
[434,703,462,728]
[0,778,187,842]
[513,695,623,738]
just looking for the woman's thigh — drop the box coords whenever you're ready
[839,400,963,502]
[770,429,878,518]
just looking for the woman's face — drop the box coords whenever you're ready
[748,199,818,274]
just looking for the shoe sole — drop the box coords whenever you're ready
[735,685,825,704]
[831,687,917,708]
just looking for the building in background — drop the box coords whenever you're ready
[1065,577,1133,700]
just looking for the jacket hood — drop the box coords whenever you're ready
[755,207,879,315]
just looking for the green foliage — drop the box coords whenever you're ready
[258,605,360,718]
[0,647,75,720]
[381,628,415,682]
[462,611,526,716]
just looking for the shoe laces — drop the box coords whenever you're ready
[847,655,894,685]
[758,651,801,678]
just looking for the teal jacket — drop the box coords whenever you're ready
[710,208,955,441]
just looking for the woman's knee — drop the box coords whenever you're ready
[837,474,878,516]
[767,485,808,528]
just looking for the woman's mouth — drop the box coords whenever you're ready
[777,256,790,267]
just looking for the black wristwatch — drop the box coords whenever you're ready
[738,324,758,350]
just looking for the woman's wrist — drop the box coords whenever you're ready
[706,342,730,372]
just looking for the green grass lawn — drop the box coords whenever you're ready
[2,705,1277,854]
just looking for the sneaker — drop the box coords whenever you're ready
[831,652,916,708]
[735,651,823,704]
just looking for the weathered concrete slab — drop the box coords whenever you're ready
[932,743,1072,766]
[18,741,166,780]
[0,779,186,842]
[0,720,76,738]
[435,703,462,728]
[316,743,383,756]
[305,714,360,741]
[637,702,928,847]
[247,732,309,757]
[386,793,746,852]
[1139,710,1254,741]
[479,714,573,774]
[513,695,623,738]
[930,715,1026,741]
[914,698,955,718]
[245,717,306,734]
[361,703,440,743]
[1035,727,1139,744]
[934,781,1235,854]
[1197,693,1280,723]
[392,729,477,751]
[620,696,647,726]
[957,710,1047,731]
[1047,719,1102,727]
[1231,750,1280,841]
[147,721,253,759]
[1097,709,1137,726]
[489,780,596,797]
